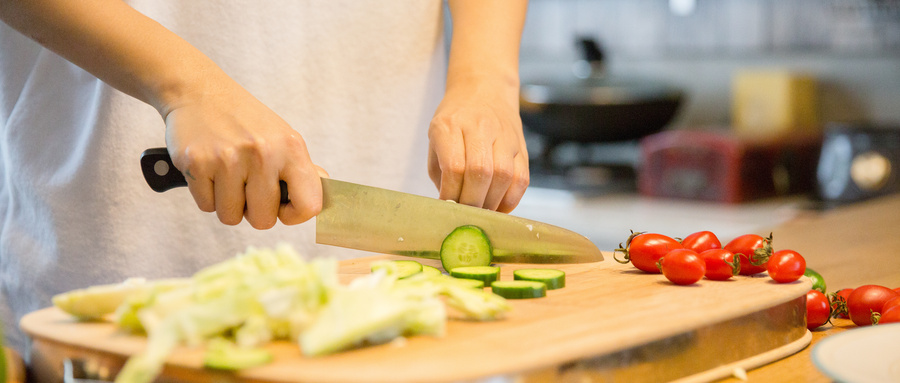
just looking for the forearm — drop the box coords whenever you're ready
[0,0,222,117]
[446,0,527,96]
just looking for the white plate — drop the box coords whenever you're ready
[811,323,900,383]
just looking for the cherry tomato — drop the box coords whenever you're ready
[878,305,900,325]
[614,232,683,274]
[831,288,853,319]
[680,231,721,253]
[806,290,831,330]
[766,249,806,283]
[847,285,900,326]
[882,296,900,312]
[658,249,706,285]
[699,249,739,281]
[724,233,773,276]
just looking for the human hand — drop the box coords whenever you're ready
[163,78,327,229]
[427,80,529,213]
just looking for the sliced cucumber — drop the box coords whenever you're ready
[371,260,423,279]
[449,266,500,287]
[491,281,547,299]
[451,278,485,289]
[513,269,566,290]
[422,265,442,277]
[440,225,493,272]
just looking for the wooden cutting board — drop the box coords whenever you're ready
[21,254,811,383]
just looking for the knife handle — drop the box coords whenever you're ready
[140,147,290,204]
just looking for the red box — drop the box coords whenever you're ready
[638,130,822,203]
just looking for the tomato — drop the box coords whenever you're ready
[658,249,706,285]
[680,231,721,253]
[831,288,853,319]
[806,290,831,330]
[699,249,739,281]
[724,233,773,276]
[882,296,900,312]
[614,232,683,274]
[878,305,900,325]
[847,285,900,326]
[766,249,806,283]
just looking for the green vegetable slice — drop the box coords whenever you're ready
[804,268,826,293]
[421,265,442,277]
[371,260,423,279]
[450,266,500,287]
[203,338,273,370]
[451,278,485,289]
[440,225,493,272]
[513,269,566,290]
[491,281,547,299]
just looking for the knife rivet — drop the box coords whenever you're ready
[154,160,170,176]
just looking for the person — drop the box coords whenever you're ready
[0,0,529,354]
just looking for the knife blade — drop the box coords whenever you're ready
[140,148,604,264]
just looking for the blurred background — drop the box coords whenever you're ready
[507,0,900,249]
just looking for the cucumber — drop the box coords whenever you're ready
[449,266,500,287]
[451,278,485,289]
[371,260,422,279]
[440,225,493,272]
[513,269,566,290]
[491,281,547,299]
[422,265,442,277]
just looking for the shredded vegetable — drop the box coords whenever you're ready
[52,244,510,383]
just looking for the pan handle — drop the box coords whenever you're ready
[139,147,289,203]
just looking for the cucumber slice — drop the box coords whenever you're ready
[449,266,500,287]
[422,265,442,277]
[440,225,493,272]
[371,260,422,279]
[491,281,547,299]
[513,269,566,290]
[451,278,485,289]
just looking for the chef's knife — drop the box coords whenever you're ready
[140,148,604,264]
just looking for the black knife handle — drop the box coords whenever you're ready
[140,147,289,204]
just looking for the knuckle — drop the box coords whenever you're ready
[467,161,493,180]
[493,167,515,184]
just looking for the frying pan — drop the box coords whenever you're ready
[520,39,684,149]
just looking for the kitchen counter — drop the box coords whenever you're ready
[7,193,900,382]
[719,193,900,382]
[514,187,804,252]
[518,188,900,381]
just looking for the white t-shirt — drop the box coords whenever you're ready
[0,1,445,351]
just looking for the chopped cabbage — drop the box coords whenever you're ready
[52,244,509,383]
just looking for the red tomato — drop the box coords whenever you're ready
[658,249,706,285]
[831,288,853,319]
[614,232,683,274]
[847,285,900,326]
[681,231,722,253]
[766,249,806,283]
[724,234,773,276]
[806,290,831,330]
[882,296,900,312]
[699,249,739,281]
[878,305,900,325]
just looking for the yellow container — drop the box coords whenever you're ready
[732,70,818,137]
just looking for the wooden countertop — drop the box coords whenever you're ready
[719,193,900,382]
